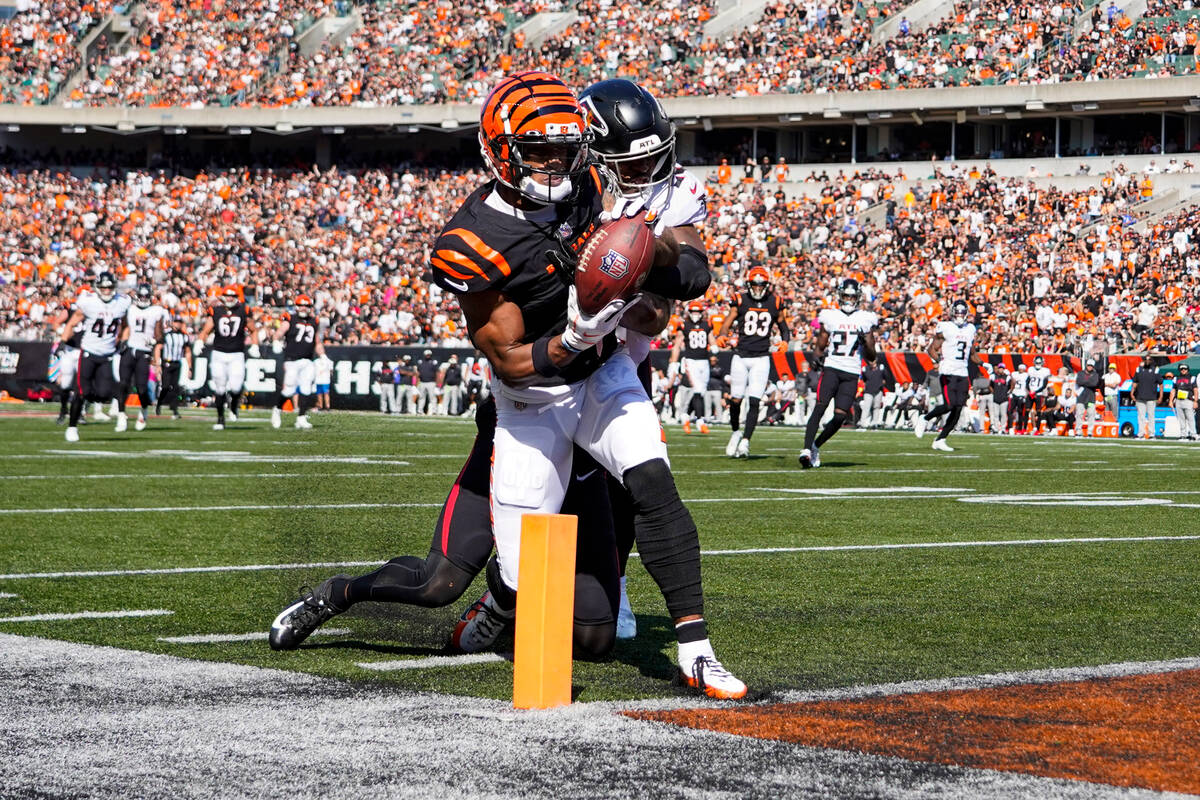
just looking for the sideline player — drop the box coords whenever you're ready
[116,283,169,432]
[197,287,259,430]
[58,272,130,442]
[915,300,980,451]
[270,72,742,699]
[1009,363,1030,434]
[271,295,323,429]
[1026,355,1052,434]
[671,301,712,434]
[718,267,791,458]
[798,279,877,468]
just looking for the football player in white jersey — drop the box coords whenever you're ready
[1026,355,1053,434]
[57,272,131,442]
[116,283,169,432]
[798,279,877,469]
[1009,364,1031,434]
[915,300,981,451]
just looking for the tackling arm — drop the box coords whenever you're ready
[640,225,711,301]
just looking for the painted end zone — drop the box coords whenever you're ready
[628,669,1200,794]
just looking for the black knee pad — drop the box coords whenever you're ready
[573,622,615,659]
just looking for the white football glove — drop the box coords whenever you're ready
[601,194,667,236]
[193,340,205,356]
[562,285,638,352]
[271,340,284,355]
[248,344,261,358]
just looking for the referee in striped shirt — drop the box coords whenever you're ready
[156,316,192,419]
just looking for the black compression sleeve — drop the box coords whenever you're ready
[532,334,561,378]
[640,244,711,301]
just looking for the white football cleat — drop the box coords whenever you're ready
[811,445,821,468]
[114,414,128,433]
[92,407,110,422]
[212,423,224,431]
[228,411,238,423]
[931,438,954,452]
[134,414,147,432]
[679,652,747,700]
[271,408,282,429]
[295,415,313,430]
[725,431,742,457]
[735,437,750,458]
[450,591,512,653]
[914,416,927,438]
[65,426,80,443]
[616,576,637,640]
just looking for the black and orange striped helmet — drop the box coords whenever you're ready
[295,295,313,316]
[748,267,771,300]
[478,71,591,203]
[687,301,704,318]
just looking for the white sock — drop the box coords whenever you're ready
[677,638,715,670]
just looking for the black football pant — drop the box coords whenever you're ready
[805,367,858,451]
[68,352,117,427]
[924,375,968,440]
[117,349,153,414]
[340,397,619,657]
[157,361,183,415]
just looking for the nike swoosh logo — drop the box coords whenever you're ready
[443,278,469,292]
[574,468,599,482]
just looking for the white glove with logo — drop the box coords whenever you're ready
[601,193,667,236]
[561,285,638,353]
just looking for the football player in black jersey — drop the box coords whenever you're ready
[716,266,791,458]
[197,287,260,431]
[269,72,742,699]
[671,301,713,434]
[271,295,323,430]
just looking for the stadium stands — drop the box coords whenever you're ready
[0,0,112,105]
[0,159,1196,358]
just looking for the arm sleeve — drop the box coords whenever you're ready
[640,243,711,300]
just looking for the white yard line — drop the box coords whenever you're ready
[0,609,173,623]
[157,628,352,644]
[357,653,506,671]
[0,593,17,599]
[4,534,1198,582]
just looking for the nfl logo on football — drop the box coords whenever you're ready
[599,249,629,279]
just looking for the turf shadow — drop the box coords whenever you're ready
[610,614,678,682]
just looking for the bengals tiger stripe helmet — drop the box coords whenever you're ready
[687,301,704,322]
[747,267,771,301]
[295,295,313,317]
[479,71,592,204]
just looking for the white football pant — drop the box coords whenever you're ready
[209,350,247,394]
[281,358,316,397]
[491,352,667,592]
[729,354,770,400]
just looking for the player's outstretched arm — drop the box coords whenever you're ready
[59,310,84,344]
[928,332,944,363]
[458,289,571,384]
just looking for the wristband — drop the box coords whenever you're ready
[532,334,562,377]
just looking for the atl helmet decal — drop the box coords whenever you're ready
[599,250,630,279]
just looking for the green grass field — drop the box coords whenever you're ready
[2,408,1198,703]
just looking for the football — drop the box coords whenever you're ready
[574,211,656,315]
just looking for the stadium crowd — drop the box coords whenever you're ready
[6,0,1200,108]
[0,0,111,105]
[0,158,1198,361]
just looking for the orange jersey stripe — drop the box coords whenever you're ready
[430,257,474,282]
[446,228,512,276]
[436,248,488,279]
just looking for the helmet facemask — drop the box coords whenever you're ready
[839,283,859,314]
[953,302,969,324]
[481,128,591,205]
[135,286,153,309]
[749,277,770,301]
[594,133,675,199]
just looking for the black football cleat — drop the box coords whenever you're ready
[269,575,349,651]
[55,413,67,426]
